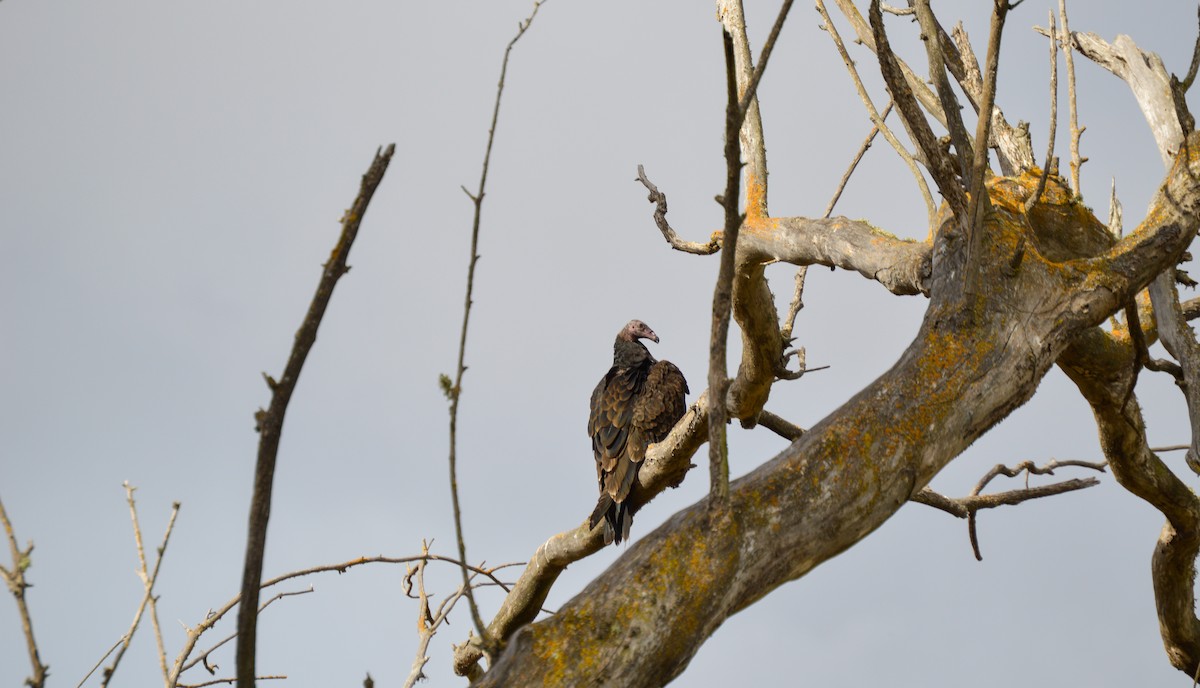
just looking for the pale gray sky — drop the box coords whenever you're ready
[2,1,1198,686]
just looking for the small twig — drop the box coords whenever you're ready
[235,142,395,687]
[942,458,1110,560]
[636,165,720,255]
[735,0,795,119]
[1153,445,1192,453]
[823,101,893,218]
[77,638,124,688]
[1180,5,1200,93]
[780,266,809,343]
[817,0,936,225]
[184,588,313,677]
[1109,177,1124,238]
[178,675,286,688]
[1058,0,1085,194]
[102,484,180,688]
[446,0,548,655]
[0,496,48,688]
[173,554,521,685]
[1025,11,1058,213]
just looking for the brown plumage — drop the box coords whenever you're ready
[588,320,689,545]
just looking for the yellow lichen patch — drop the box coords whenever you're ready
[745,170,767,221]
[528,513,739,685]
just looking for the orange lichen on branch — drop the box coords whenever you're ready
[521,510,740,687]
[744,170,768,221]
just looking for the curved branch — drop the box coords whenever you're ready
[636,165,720,255]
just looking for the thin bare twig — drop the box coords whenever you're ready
[823,101,894,218]
[186,588,313,679]
[1058,0,1085,194]
[174,553,519,686]
[100,484,180,688]
[445,0,548,656]
[636,165,720,255]
[1109,177,1124,237]
[0,496,47,688]
[402,540,502,688]
[736,0,795,119]
[1025,10,1058,213]
[870,0,968,222]
[817,0,936,225]
[178,674,286,688]
[965,458,1108,560]
[232,142,395,688]
[780,266,809,343]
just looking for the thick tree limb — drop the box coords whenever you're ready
[471,139,1200,685]
[737,216,931,295]
[1060,322,1200,678]
[234,143,395,687]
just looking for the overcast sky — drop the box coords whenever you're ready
[3,1,1199,686]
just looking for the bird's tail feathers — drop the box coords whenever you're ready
[589,494,635,545]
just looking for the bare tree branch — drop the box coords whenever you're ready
[1025,10,1058,213]
[234,141,396,688]
[100,484,179,688]
[817,0,936,225]
[870,0,969,222]
[176,552,517,686]
[948,22,1034,175]
[823,100,894,218]
[0,496,47,688]
[965,0,1011,247]
[1051,27,1183,168]
[914,0,975,181]
[445,0,548,656]
[636,166,720,255]
[1058,0,1085,194]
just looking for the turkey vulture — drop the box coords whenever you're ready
[588,319,689,545]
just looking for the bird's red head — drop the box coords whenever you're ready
[620,319,660,344]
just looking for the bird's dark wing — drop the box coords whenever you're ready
[631,360,689,448]
[589,367,637,486]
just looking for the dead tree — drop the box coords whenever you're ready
[449,1,1200,684]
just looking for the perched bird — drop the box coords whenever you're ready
[588,320,689,545]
